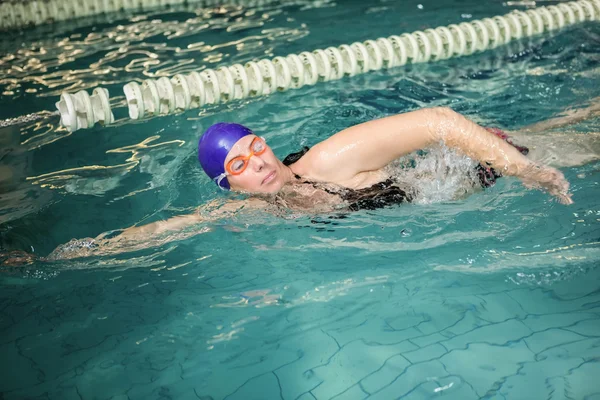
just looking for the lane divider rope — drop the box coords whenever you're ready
[53,0,600,132]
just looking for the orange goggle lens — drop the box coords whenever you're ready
[225,137,267,175]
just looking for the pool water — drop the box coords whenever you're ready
[1,0,600,399]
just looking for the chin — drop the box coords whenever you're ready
[232,183,280,194]
[252,182,281,194]
[258,178,285,194]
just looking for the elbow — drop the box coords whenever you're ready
[428,106,458,119]
[424,106,466,141]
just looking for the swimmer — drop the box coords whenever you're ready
[106,106,594,242]
[3,103,600,265]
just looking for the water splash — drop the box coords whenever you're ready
[387,144,481,204]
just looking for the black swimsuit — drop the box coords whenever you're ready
[282,128,529,212]
[283,147,412,211]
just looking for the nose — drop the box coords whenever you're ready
[249,154,265,171]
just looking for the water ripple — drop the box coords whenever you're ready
[0,2,317,99]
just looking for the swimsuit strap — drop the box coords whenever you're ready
[283,146,310,166]
[283,146,340,195]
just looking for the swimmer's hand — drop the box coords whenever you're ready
[519,163,573,205]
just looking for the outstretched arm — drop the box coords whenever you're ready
[37,197,270,262]
[305,107,572,203]
[101,198,268,241]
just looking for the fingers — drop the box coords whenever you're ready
[545,168,572,204]
[559,194,574,205]
[519,164,574,204]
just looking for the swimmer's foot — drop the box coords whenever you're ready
[0,250,37,267]
[520,164,573,205]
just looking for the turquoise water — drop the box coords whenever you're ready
[1,0,600,399]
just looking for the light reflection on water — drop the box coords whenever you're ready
[0,2,317,98]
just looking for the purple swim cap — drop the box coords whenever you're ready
[198,122,253,189]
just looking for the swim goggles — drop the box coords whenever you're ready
[214,136,267,187]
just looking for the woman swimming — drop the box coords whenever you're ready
[104,106,584,241]
[3,103,600,265]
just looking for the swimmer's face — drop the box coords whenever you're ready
[224,135,286,194]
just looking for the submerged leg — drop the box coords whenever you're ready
[505,131,600,168]
[521,96,600,133]
[501,97,600,168]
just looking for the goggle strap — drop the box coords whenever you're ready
[214,173,229,190]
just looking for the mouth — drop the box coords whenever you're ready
[262,170,276,185]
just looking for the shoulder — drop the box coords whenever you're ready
[287,146,328,181]
[289,146,388,189]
